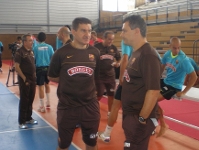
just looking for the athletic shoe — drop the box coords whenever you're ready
[26,119,38,124]
[19,124,28,129]
[38,106,45,113]
[46,101,50,108]
[98,132,110,143]
[172,94,182,101]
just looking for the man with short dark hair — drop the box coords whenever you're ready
[48,17,100,150]
[16,36,23,49]
[98,40,133,142]
[94,31,121,117]
[121,15,161,150]
[15,34,38,129]
[33,32,54,113]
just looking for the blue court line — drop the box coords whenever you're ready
[0,82,80,150]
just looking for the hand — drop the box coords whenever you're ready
[24,78,29,86]
[139,120,146,124]
[114,63,120,68]
[176,91,185,98]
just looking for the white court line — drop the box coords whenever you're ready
[164,115,199,130]
[0,126,51,134]
[0,92,15,95]
[0,83,82,150]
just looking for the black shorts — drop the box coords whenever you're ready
[114,85,122,100]
[57,101,100,149]
[96,78,116,97]
[122,114,155,150]
[36,67,49,85]
[160,79,181,100]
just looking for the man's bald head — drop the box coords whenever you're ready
[57,26,71,41]
[169,37,181,56]
[170,37,181,45]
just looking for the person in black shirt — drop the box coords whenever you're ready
[48,17,100,150]
[15,34,38,129]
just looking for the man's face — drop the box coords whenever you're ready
[17,40,22,44]
[91,34,97,41]
[24,36,33,50]
[57,28,62,40]
[120,21,136,46]
[72,24,92,45]
[170,41,181,56]
[103,34,114,47]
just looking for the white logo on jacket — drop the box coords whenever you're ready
[124,70,130,82]
[100,54,114,60]
[67,66,93,76]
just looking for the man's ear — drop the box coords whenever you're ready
[71,29,75,36]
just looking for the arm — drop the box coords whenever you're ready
[161,64,166,74]
[15,62,26,82]
[176,71,197,97]
[119,54,128,85]
[139,90,160,121]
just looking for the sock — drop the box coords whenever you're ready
[46,93,50,103]
[103,125,113,137]
[39,99,44,107]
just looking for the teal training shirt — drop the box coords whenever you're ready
[33,42,54,67]
[161,50,194,90]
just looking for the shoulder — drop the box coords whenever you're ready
[88,45,100,55]
[111,44,117,50]
[141,43,156,55]
[94,42,102,47]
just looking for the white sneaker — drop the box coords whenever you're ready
[26,119,38,124]
[46,101,50,108]
[98,132,110,143]
[38,106,45,113]
[19,124,28,129]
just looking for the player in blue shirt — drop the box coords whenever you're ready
[158,37,197,101]
[98,40,133,143]
[33,32,54,113]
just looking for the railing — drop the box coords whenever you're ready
[97,1,199,31]
[193,39,199,64]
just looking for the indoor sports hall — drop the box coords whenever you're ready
[0,0,199,150]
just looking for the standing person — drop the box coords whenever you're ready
[98,40,132,142]
[0,41,3,72]
[14,34,38,129]
[56,25,72,49]
[89,31,103,46]
[33,32,54,113]
[121,15,161,150]
[16,36,23,49]
[94,31,121,116]
[158,37,197,101]
[48,17,100,150]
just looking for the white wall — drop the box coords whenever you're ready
[0,0,99,33]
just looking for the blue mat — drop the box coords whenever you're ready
[0,82,79,150]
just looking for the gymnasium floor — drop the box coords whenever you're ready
[0,61,199,150]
